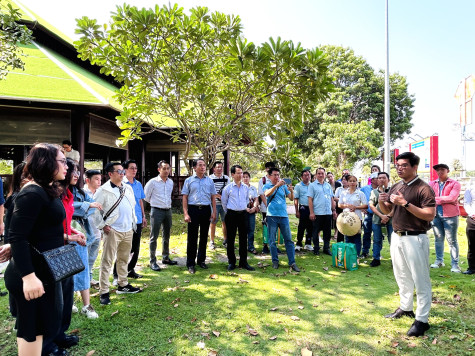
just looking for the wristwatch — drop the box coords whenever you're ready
[403,201,410,208]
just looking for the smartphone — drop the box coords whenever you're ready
[283,178,292,185]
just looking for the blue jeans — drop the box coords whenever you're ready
[372,223,393,260]
[246,212,256,250]
[362,213,373,254]
[345,233,362,256]
[432,215,459,266]
[87,237,101,280]
[266,216,295,265]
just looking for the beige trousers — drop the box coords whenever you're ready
[99,228,133,295]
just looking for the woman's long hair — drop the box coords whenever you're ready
[8,162,26,197]
[60,158,85,199]
[24,143,63,198]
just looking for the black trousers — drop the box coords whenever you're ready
[225,210,248,266]
[114,223,142,276]
[466,217,475,270]
[296,206,312,246]
[187,205,211,267]
[312,214,332,251]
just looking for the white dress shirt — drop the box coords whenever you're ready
[144,175,174,209]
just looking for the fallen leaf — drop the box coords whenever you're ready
[248,327,259,336]
[212,331,220,337]
[323,267,329,271]
[111,310,119,317]
[197,341,205,349]
[453,294,461,301]
[270,307,278,311]
[201,332,210,338]
[209,274,218,279]
[284,328,289,333]
[449,335,456,339]
[407,342,416,348]
[298,306,304,310]
[449,285,456,289]
[269,336,277,340]
[432,338,437,345]
[155,303,162,306]
[166,316,173,320]
[290,316,300,321]
[341,270,347,273]
[391,342,399,348]
[208,351,218,356]
[387,350,397,355]
[295,287,299,291]
[301,347,313,356]
[191,317,197,323]
[252,341,260,344]
[312,304,318,308]
[171,298,181,304]
[174,304,179,308]
[238,278,249,283]
[86,351,95,356]
[288,307,293,311]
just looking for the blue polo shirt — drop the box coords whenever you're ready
[307,180,333,215]
[181,175,217,206]
[263,183,290,217]
[360,184,374,214]
[294,181,310,206]
[124,177,146,224]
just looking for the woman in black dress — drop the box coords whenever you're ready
[4,143,68,356]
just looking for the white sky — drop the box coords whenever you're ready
[17,0,475,170]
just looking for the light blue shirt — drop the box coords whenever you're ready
[360,184,374,214]
[294,181,310,206]
[307,180,333,215]
[124,177,146,223]
[181,175,217,206]
[263,183,290,217]
[221,182,249,212]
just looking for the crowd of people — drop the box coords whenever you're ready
[0,144,474,355]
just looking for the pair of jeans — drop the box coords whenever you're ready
[186,205,211,267]
[345,232,362,257]
[246,212,256,251]
[312,215,332,252]
[432,214,459,266]
[296,206,312,246]
[149,208,173,263]
[225,210,248,266]
[372,223,393,260]
[362,213,373,254]
[266,216,295,265]
[87,237,101,280]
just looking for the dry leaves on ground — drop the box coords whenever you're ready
[301,347,313,356]
[111,310,119,317]
[290,316,300,321]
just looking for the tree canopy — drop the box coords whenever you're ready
[295,45,414,173]
[75,3,333,170]
[0,0,33,80]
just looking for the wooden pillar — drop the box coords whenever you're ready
[223,149,230,176]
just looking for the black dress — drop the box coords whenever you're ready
[4,184,65,342]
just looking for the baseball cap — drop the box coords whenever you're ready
[433,163,449,171]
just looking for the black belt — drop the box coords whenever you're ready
[189,205,209,210]
[152,207,170,211]
[228,209,246,214]
[395,231,426,236]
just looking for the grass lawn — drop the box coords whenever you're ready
[1,212,474,355]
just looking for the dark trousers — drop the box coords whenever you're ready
[114,223,142,277]
[296,206,312,246]
[187,205,211,267]
[466,217,475,270]
[225,210,248,266]
[43,276,74,354]
[312,214,332,252]
[362,213,373,254]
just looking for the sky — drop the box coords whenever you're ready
[16,0,475,170]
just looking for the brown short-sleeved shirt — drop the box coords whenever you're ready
[388,176,436,232]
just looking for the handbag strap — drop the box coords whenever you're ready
[103,185,126,221]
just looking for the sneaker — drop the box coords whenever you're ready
[117,284,142,294]
[295,245,302,251]
[81,304,99,319]
[451,265,462,273]
[304,244,314,251]
[112,278,118,286]
[272,261,279,269]
[72,304,78,313]
[430,261,445,268]
[210,242,216,250]
[90,278,99,287]
[100,293,111,305]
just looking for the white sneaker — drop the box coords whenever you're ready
[112,278,118,286]
[81,304,99,319]
[304,244,314,251]
[451,265,462,273]
[319,237,323,243]
[72,304,79,313]
[210,242,216,250]
[430,261,445,268]
[295,245,302,251]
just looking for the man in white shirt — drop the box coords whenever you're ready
[144,160,176,271]
[62,139,80,162]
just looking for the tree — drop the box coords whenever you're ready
[0,0,33,80]
[295,45,414,172]
[75,4,333,171]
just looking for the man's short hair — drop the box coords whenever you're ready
[122,159,136,169]
[268,167,280,175]
[213,161,223,168]
[265,161,275,169]
[243,171,251,178]
[104,162,121,174]
[85,169,102,179]
[378,172,390,179]
[326,171,333,176]
[316,167,325,173]
[396,152,420,167]
[192,158,205,168]
[230,164,242,174]
[301,169,311,177]
[62,139,72,146]
[157,160,169,169]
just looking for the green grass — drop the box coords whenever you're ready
[1,213,474,355]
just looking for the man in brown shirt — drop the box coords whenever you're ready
[379,152,436,337]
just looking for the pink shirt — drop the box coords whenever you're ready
[429,178,461,217]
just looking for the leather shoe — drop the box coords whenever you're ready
[323,249,332,256]
[162,259,178,265]
[272,261,279,269]
[198,262,208,269]
[370,259,381,267]
[239,263,255,271]
[188,266,195,274]
[290,263,300,272]
[227,264,236,271]
[55,335,79,349]
[150,262,161,271]
[45,347,69,356]
[384,307,415,319]
[127,270,143,279]
[463,269,475,274]
[313,250,320,256]
[407,320,430,337]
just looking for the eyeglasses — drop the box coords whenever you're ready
[57,159,67,166]
[113,169,126,175]
[395,164,410,169]
[271,173,280,177]
[128,167,138,170]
